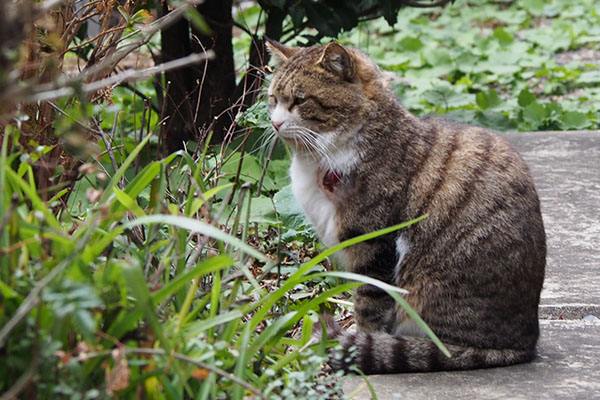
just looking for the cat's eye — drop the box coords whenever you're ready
[268,95,277,107]
[292,96,306,108]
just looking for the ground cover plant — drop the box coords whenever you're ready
[237,0,600,132]
[1,0,599,399]
[350,0,600,131]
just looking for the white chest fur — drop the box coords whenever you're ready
[290,154,339,247]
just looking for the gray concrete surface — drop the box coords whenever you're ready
[501,131,600,312]
[343,130,600,399]
[343,320,600,400]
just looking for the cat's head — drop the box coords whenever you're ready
[266,40,389,154]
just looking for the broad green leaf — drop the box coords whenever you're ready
[518,89,537,107]
[522,0,544,16]
[221,153,263,185]
[422,47,452,67]
[577,71,600,84]
[400,36,423,52]
[132,9,153,24]
[562,111,591,130]
[476,111,516,131]
[522,102,546,126]
[0,280,19,299]
[493,27,513,46]
[476,89,502,110]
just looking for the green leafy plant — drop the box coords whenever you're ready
[1,99,437,398]
[335,0,600,132]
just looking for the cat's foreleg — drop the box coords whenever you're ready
[339,238,399,333]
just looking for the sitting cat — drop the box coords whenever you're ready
[266,40,546,374]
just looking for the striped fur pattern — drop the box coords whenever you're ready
[266,40,546,374]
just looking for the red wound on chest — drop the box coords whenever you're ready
[322,170,343,192]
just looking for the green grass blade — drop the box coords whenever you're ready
[232,323,252,400]
[0,129,10,274]
[82,214,264,266]
[301,314,314,346]
[99,131,154,204]
[250,311,298,351]
[4,168,62,231]
[300,215,428,273]
[183,310,244,337]
[125,215,268,262]
[241,217,427,328]
[113,187,147,217]
[120,259,170,351]
[187,183,234,216]
[315,270,450,357]
[107,255,233,339]
[313,271,407,295]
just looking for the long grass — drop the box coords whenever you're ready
[0,107,439,399]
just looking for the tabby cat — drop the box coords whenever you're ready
[266,40,546,374]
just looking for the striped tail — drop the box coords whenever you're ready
[331,330,535,374]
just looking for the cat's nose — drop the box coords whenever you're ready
[272,120,283,131]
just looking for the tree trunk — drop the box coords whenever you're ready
[192,0,236,145]
[160,5,196,152]
[160,0,236,152]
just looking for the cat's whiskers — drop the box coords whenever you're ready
[292,126,338,171]
[288,126,317,159]
[254,128,278,158]
[308,135,335,171]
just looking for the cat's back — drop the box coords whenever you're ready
[391,117,546,349]
[401,116,544,245]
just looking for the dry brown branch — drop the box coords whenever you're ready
[0,0,204,205]
[12,52,213,104]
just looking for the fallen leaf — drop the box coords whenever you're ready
[106,346,131,396]
[190,368,210,380]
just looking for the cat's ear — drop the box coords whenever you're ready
[319,42,355,81]
[265,38,298,67]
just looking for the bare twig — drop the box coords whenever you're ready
[95,113,119,174]
[1,0,204,108]
[14,52,214,104]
